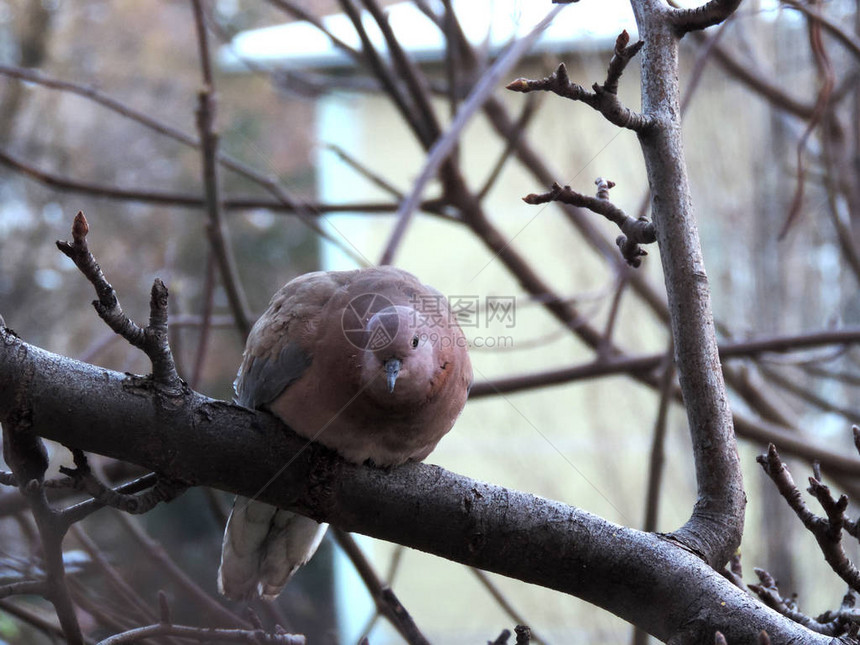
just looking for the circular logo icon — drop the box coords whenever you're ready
[341,293,399,350]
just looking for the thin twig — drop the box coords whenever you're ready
[642,346,676,533]
[506,32,653,132]
[70,523,159,625]
[781,0,860,60]
[758,364,860,421]
[600,271,630,356]
[748,568,843,634]
[54,450,185,524]
[113,512,251,629]
[191,252,216,389]
[695,33,815,119]
[324,143,405,199]
[95,622,305,644]
[60,473,159,525]
[56,212,182,391]
[0,145,410,214]
[670,0,742,34]
[477,94,539,202]
[469,326,860,398]
[338,0,428,146]
[522,180,656,267]
[469,568,545,645]
[362,0,442,144]
[0,598,93,643]
[377,5,566,265]
[757,444,860,592]
[331,529,430,645]
[779,0,836,239]
[190,0,253,337]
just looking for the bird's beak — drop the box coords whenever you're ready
[385,358,401,394]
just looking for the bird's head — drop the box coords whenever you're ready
[361,305,438,400]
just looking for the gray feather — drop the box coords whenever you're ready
[234,342,312,409]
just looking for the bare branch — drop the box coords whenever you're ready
[778,6,836,239]
[522,180,656,267]
[56,212,182,391]
[191,0,253,337]
[2,422,83,644]
[0,145,412,213]
[0,579,47,599]
[60,473,159,525]
[0,329,837,643]
[470,327,860,397]
[631,0,744,568]
[114,513,251,629]
[95,622,305,644]
[477,95,540,201]
[757,444,860,593]
[749,568,843,634]
[70,524,157,625]
[55,450,185,520]
[324,143,405,199]
[781,0,860,61]
[642,347,676,532]
[693,33,815,119]
[331,529,430,645]
[669,0,742,35]
[378,5,566,265]
[506,33,653,132]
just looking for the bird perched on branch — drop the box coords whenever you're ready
[218,266,472,600]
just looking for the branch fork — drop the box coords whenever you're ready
[522,178,656,267]
[758,439,860,594]
[56,211,183,393]
[55,449,186,516]
[506,31,654,132]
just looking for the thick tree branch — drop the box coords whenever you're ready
[0,329,840,643]
[630,0,744,568]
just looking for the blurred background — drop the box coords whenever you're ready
[1,0,860,643]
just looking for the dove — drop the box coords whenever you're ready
[218,266,472,600]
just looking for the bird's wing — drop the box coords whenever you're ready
[234,270,355,408]
[234,341,310,409]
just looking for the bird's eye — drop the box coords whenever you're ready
[411,335,420,348]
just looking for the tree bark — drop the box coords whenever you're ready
[631,0,746,569]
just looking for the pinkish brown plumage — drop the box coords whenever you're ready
[218,266,472,600]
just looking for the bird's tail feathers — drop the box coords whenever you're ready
[218,497,328,601]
